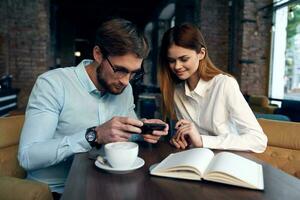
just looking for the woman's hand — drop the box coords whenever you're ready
[170,119,203,149]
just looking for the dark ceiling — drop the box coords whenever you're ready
[55,0,162,40]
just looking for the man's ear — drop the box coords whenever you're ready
[93,46,104,63]
[198,47,206,60]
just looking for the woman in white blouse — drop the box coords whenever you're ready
[158,23,267,153]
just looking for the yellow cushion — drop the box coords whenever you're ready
[255,119,300,179]
[0,176,53,200]
[0,115,25,178]
[255,146,300,179]
[0,115,53,200]
[0,115,24,148]
[0,145,26,178]
[258,119,300,150]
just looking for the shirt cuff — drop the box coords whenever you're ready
[68,130,92,153]
[201,135,221,149]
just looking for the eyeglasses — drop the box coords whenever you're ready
[105,56,144,81]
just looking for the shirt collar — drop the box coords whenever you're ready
[75,59,102,96]
[184,78,211,97]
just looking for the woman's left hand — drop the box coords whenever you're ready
[170,119,203,149]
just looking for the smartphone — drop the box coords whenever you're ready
[141,122,166,134]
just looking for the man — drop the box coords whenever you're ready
[18,18,168,198]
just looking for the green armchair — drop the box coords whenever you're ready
[0,115,53,200]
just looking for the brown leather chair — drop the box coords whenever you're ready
[0,115,53,200]
[248,95,278,114]
[255,119,300,178]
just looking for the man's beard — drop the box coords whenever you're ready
[96,65,126,95]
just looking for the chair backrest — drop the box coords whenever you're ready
[0,115,26,178]
[258,118,300,150]
[256,118,300,178]
[249,95,269,107]
[248,95,277,114]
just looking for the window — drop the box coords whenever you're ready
[270,0,300,101]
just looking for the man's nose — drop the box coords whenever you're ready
[119,73,131,85]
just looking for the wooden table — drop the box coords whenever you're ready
[61,142,300,200]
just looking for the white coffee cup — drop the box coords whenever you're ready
[104,141,139,169]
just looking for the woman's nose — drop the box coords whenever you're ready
[174,60,182,69]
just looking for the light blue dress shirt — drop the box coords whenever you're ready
[18,59,139,193]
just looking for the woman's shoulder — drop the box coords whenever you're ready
[213,74,238,87]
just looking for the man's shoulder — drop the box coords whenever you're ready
[33,67,77,92]
[38,67,75,82]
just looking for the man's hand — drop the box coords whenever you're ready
[141,119,169,143]
[95,116,143,144]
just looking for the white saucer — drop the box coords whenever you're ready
[94,157,145,174]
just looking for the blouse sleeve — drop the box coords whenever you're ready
[201,77,267,153]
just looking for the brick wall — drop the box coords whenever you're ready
[0,0,273,110]
[239,0,272,95]
[199,0,229,72]
[0,0,50,108]
[198,0,272,96]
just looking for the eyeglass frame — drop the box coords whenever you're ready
[100,47,144,82]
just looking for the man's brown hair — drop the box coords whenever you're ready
[95,18,149,58]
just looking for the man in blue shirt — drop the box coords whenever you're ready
[18,18,168,198]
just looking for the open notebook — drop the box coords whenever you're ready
[150,148,264,190]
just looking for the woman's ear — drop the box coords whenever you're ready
[93,46,104,63]
[198,47,206,60]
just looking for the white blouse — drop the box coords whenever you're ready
[174,74,267,153]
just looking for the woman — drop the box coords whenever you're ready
[158,23,267,153]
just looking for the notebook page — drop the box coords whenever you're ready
[151,148,214,177]
[204,152,264,189]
